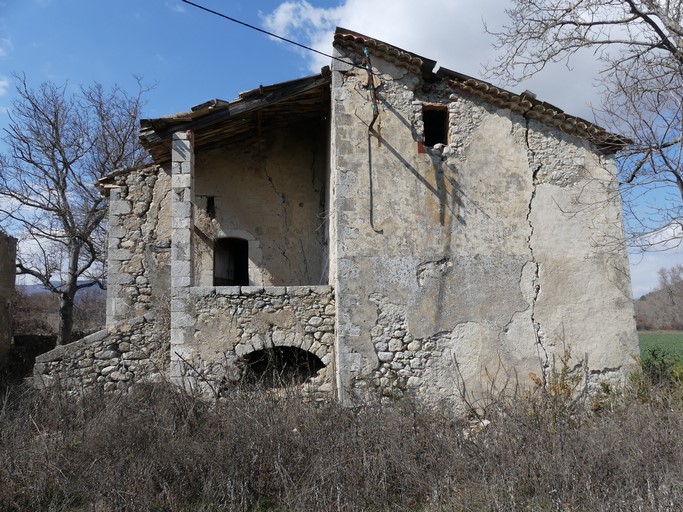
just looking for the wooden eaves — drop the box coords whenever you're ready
[139,69,332,164]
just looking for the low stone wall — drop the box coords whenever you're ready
[173,285,336,398]
[33,286,335,398]
[34,313,169,393]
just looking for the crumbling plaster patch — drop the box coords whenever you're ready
[526,120,638,374]
[365,294,541,409]
[332,52,550,404]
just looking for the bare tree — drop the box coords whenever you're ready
[658,262,683,306]
[487,0,682,249]
[635,263,683,329]
[0,74,149,345]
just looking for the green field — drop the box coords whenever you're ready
[639,331,683,361]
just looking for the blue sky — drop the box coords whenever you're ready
[0,0,333,119]
[0,0,680,297]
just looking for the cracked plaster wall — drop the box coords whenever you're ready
[193,120,328,287]
[330,47,638,407]
[0,232,16,363]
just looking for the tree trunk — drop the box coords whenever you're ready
[57,244,81,346]
[56,291,75,346]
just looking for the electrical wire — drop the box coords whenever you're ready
[180,0,357,69]
[181,0,386,235]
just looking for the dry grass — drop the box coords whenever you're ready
[0,368,682,511]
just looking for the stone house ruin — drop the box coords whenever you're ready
[35,28,639,406]
[0,231,16,365]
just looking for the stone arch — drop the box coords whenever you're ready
[240,346,325,388]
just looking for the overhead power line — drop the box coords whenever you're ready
[180,0,355,69]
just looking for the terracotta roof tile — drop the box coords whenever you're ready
[333,27,628,152]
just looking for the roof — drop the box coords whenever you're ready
[333,28,627,152]
[137,28,626,164]
[140,70,331,163]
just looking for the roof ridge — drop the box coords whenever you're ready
[332,27,628,152]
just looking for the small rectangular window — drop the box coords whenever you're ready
[206,196,216,219]
[423,107,448,147]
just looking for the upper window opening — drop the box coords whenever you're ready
[423,107,448,147]
[206,196,216,219]
[214,237,249,286]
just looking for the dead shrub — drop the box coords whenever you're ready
[0,363,683,511]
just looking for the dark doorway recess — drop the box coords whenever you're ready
[214,237,249,286]
[241,347,325,388]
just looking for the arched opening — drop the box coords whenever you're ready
[241,347,325,388]
[214,237,249,286]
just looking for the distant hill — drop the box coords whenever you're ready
[17,283,106,302]
[635,282,683,330]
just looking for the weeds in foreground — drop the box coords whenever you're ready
[0,362,682,511]
[631,347,683,406]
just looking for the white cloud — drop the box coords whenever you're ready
[263,0,499,75]
[0,37,12,58]
[0,75,9,96]
[165,1,186,14]
[630,244,683,298]
[640,223,683,249]
[630,223,683,297]
[261,0,601,118]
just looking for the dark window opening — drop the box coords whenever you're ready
[423,107,448,146]
[206,196,215,219]
[241,347,325,388]
[214,237,249,286]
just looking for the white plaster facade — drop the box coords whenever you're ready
[36,28,639,406]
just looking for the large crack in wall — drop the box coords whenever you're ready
[524,118,549,376]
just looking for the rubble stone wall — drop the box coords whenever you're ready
[172,285,335,399]
[330,45,639,408]
[106,165,172,327]
[33,313,168,393]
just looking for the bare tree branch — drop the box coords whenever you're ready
[487,0,683,251]
[0,74,149,344]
